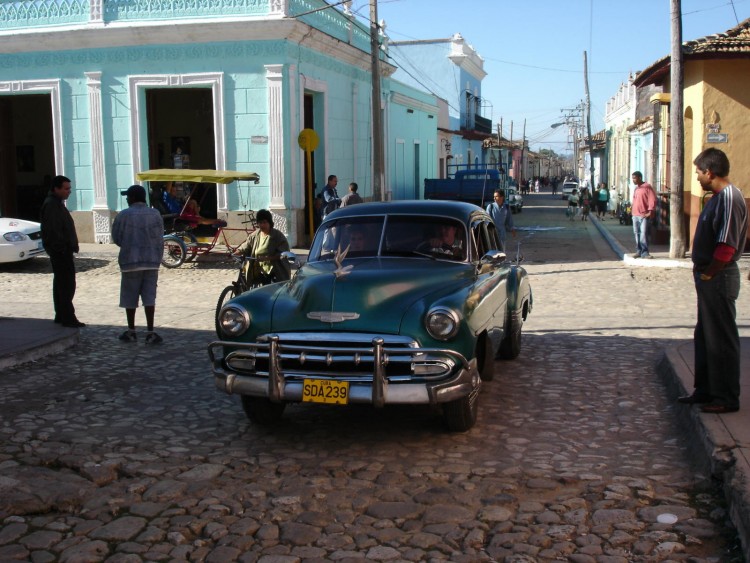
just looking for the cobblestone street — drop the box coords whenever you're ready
[0,194,747,562]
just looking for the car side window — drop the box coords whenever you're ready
[473,221,499,259]
[484,221,501,251]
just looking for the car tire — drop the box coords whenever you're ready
[162,236,186,268]
[477,336,495,382]
[443,388,479,432]
[497,321,522,360]
[241,396,286,425]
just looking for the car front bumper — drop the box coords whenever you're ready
[208,336,480,408]
[0,239,45,263]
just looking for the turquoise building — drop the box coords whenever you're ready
[0,0,439,245]
[388,33,493,185]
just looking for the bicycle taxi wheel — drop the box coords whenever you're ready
[175,231,199,262]
[162,235,187,268]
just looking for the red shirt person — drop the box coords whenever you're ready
[630,171,657,258]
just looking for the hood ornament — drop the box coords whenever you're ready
[333,244,353,279]
[307,312,360,323]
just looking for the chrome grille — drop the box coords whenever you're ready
[220,332,463,382]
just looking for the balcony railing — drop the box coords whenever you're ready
[0,0,371,52]
[474,114,492,135]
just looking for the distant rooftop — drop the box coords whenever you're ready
[635,16,750,86]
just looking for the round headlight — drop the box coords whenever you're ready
[218,305,251,337]
[425,307,460,340]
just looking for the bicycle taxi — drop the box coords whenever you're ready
[135,169,260,268]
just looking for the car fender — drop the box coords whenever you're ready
[504,265,532,333]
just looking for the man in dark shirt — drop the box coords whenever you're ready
[678,148,748,413]
[320,175,341,220]
[40,175,85,328]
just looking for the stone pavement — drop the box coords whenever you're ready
[589,212,750,561]
[1,216,750,560]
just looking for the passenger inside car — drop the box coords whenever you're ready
[345,226,370,255]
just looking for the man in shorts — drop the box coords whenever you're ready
[112,185,165,344]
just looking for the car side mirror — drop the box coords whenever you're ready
[281,251,299,268]
[480,249,506,266]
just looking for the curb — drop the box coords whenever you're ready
[0,328,80,371]
[657,346,750,561]
[589,216,692,269]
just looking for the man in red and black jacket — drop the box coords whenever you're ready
[679,148,748,413]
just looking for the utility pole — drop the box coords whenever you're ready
[583,51,595,188]
[370,0,384,201]
[509,121,514,184]
[670,0,686,258]
[520,119,526,184]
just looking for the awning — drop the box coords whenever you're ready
[136,169,260,184]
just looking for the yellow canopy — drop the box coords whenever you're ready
[136,169,260,184]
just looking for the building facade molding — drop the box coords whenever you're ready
[128,72,226,206]
[85,71,111,242]
[0,78,64,177]
[265,64,285,207]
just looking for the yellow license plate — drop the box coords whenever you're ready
[302,379,349,405]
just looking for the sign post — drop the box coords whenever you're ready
[297,128,320,241]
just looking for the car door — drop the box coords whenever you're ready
[467,218,509,342]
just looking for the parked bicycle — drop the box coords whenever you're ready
[215,252,298,333]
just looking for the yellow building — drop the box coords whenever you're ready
[634,17,750,250]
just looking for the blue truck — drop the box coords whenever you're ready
[424,168,522,212]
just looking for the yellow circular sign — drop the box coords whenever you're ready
[298,128,320,152]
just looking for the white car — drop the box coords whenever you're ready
[561,181,579,200]
[0,216,45,263]
[506,187,523,213]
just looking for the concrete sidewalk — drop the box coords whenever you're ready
[3,228,750,559]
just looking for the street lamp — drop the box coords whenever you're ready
[551,122,565,129]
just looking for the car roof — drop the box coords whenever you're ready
[326,200,487,223]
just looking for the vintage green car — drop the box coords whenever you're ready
[209,200,533,431]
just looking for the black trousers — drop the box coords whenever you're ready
[693,264,741,406]
[48,251,77,322]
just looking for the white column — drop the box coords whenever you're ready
[265,64,285,207]
[86,71,111,243]
[352,82,358,185]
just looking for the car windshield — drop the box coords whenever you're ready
[309,214,467,262]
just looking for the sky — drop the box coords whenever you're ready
[349,0,750,154]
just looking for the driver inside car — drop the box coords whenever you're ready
[418,223,465,259]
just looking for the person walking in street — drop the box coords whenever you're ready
[40,175,85,328]
[112,185,165,344]
[486,189,516,252]
[320,175,341,220]
[630,171,657,258]
[596,182,609,219]
[678,148,748,414]
[580,188,591,221]
[340,182,363,207]
[567,189,579,221]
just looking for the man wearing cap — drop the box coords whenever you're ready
[112,185,165,344]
